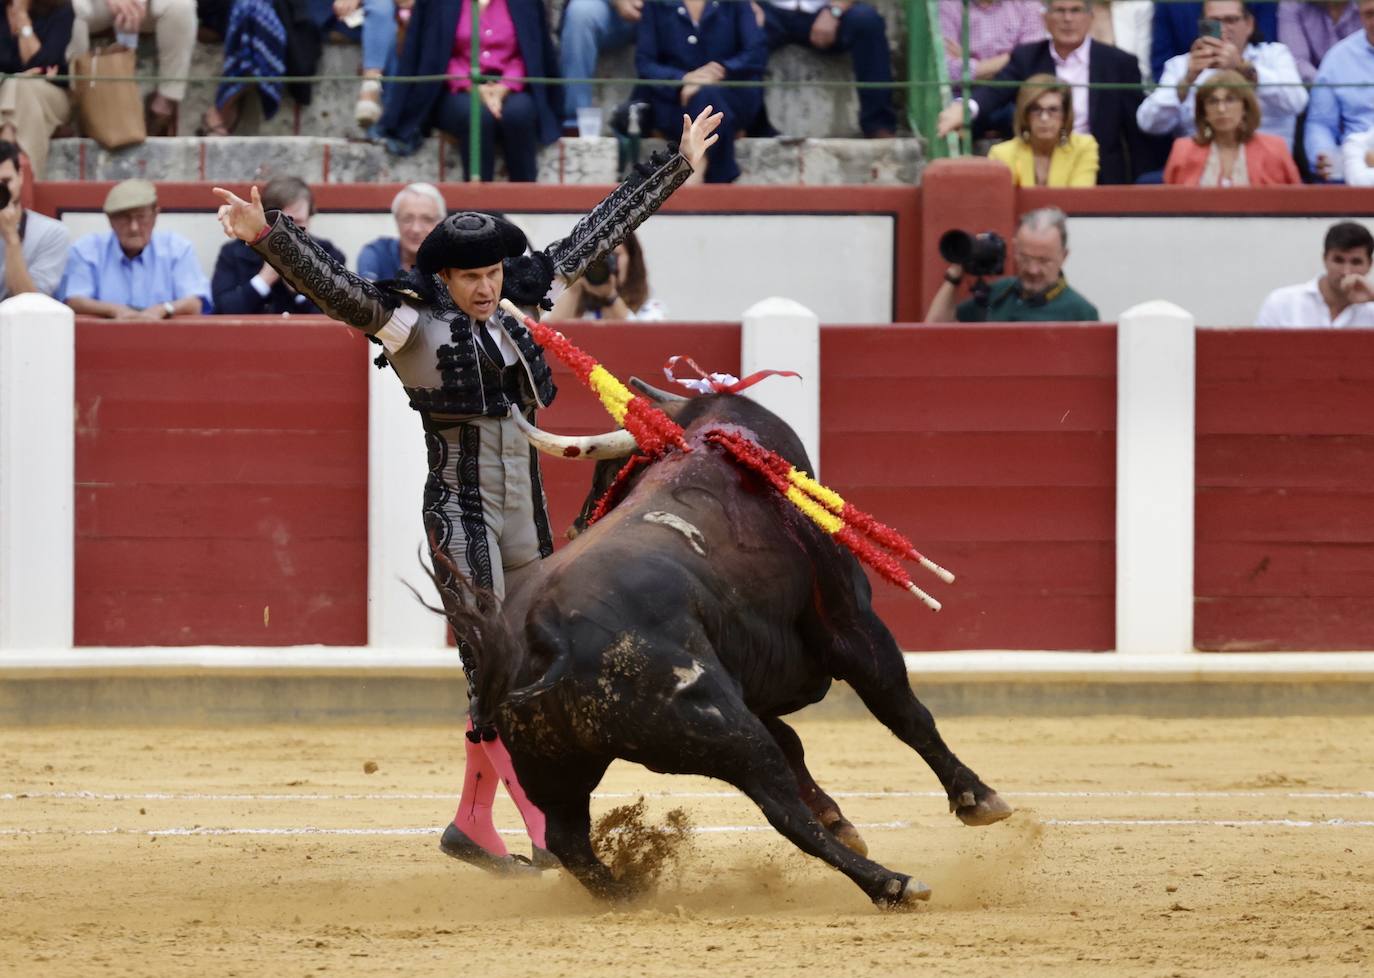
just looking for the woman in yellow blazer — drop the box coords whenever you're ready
[988,74,1100,187]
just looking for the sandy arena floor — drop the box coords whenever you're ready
[1,715,1372,977]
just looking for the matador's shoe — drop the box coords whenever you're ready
[439,823,543,877]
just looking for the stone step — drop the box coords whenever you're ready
[46,134,923,185]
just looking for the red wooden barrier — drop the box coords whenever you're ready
[1194,329,1374,651]
[75,318,370,646]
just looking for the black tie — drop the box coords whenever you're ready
[476,322,505,366]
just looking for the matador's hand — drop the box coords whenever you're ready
[678,104,723,173]
[212,185,267,242]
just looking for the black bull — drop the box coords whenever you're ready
[446,392,1012,909]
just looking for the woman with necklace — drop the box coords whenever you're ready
[987,74,1099,187]
[1164,69,1300,186]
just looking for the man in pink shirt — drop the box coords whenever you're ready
[940,0,1047,86]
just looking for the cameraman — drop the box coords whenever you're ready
[0,140,68,301]
[925,207,1099,323]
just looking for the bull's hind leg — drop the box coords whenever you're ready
[839,620,1012,826]
[761,715,868,857]
[643,692,928,909]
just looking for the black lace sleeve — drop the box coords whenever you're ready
[543,149,694,284]
[252,211,399,334]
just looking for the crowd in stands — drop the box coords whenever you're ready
[0,165,667,318]
[939,0,1374,187]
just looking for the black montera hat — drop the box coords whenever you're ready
[417,212,528,275]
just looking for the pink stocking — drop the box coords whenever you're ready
[451,718,508,855]
[482,734,547,850]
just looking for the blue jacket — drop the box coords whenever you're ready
[212,237,346,315]
[1150,2,1279,81]
[376,0,562,154]
[635,0,767,110]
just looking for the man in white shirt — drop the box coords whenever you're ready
[1138,0,1307,148]
[0,140,68,301]
[1255,221,1374,327]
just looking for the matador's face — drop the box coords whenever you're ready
[440,261,504,322]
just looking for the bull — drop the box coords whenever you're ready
[444,386,1012,909]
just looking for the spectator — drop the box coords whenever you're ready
[309,0,397,127]
[546,230,665,320]
[988,73,1100,185]
[1255,220,1374,326]
[1139,1,1306,150]
[1163,69,1301,183]
[197,0,323,136]
[1089,1,1154,80]
[1150,1,1278,80]
[358,182,445,282]
[62,179,211,318]
[636,0,766,183]
[1305,0,1374,182]
[372,0,561,182]
[68,0,198,137]
[757,0,897,137]
[0,139,67,300]
[926,206,1099,323]
[937,0,1163,184]
[211,176,345,314]
[1341,125,1374,184]
[938,0,1047,87]
[1279,0,1361,83]
[0,0,73,178]
[560,0,640,133]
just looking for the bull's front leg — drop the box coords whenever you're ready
[761,715,868,856]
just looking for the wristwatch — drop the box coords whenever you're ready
[945,269,964,286]
[827,4,844,17]
[162,301,175,317]
[18,25,34,39]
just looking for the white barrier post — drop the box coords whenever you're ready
[740,297,821,477]
[367,356,446,649]
[0,294,75,649]
[1116,300,1195,655]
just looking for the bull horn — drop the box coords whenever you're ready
[509,410,639,460]
[628,376,687,403]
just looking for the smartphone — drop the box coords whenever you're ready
[1198,18,1222,40]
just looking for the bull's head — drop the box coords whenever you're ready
[515,377,689,538]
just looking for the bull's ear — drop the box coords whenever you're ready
[629,376,687,404]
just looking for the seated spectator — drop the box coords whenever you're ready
[938,0,1046,86]
[357,181,445,281]
[198,0,323,136]
[560,0,641,133]
[309,0,397,127]
[546,230,665,320]
[0,139,67,300]
[1341,125,1374,184]
[212,176,344,314]
[372,0,560,182]
[636,0,765,183]
[1256,220,1374,326]
[1163,69,1301,183]
[988,73,1100,185]
[1305,0,1374,182]
[1139,1,1306,150]
[1089,1,1154,80]
[937,0,1163,184]
[757,0,896,137]
[1278,0,1361,83]
[68,0,197,136]
[61,179,211,318]
[926,206,1100,323]
[0,0,73,178]
[1150,0,1278,81]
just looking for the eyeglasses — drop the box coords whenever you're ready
[1204,93,1242,108]
[1028,104,1064,117]
[1214,14,1246,25]
[1046,5,1089,17]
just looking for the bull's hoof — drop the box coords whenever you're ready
[953,790,1014,827]
[873,875,932,910]
[531,845,562,871]
[818,809,869,858]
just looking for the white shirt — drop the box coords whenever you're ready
[1341,128,1374,187]
[765,0,829,13]
[1108,0,1153,82]
[373,303,518,363]
[1049,36,1092,134]
[1255,275,1374,328]
[1138,42,1308,148]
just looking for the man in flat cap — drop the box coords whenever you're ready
[214,106,722,878]
[62,179,211,319]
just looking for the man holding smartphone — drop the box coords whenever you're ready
[0,139,67,301]
[1138,0,1306,148]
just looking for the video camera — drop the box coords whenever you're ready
[938,229,1006,278]
[583,250,619,287]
